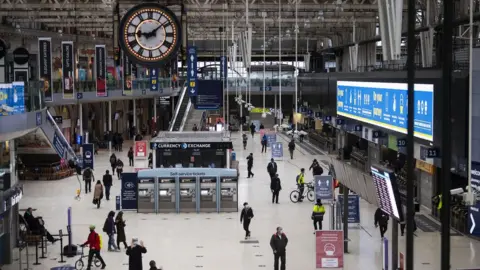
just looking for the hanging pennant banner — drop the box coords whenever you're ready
[122,50,133,96]
[38,38,53,102]
[95,45,107,97]
[150,68,159,92]
[61,41,74,99]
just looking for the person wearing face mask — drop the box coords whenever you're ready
[240,202,254,240]
[81,225,106,270]
[126,237,147,270]
[270,226,288,270]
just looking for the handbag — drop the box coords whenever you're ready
[93,198,98,205]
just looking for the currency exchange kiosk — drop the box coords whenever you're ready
[219,176,238,212]
[199,176,218,212]
[178,177,197,212]
[137,178,156,213]
[158,177,176,213]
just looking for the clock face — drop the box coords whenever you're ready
[119,3,181,67]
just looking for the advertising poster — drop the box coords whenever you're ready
[52,132,66,159]
[122,50,133,96]
[314,175,334,201]
[337,194,361,223]
[121,173,138,210]
[134,141,147,159]
[0,82,25,116]
[95,45,107,97]
[150,68,159,91]
[61,41,75,99]
[38,38,53,102]
[271,142,283,159]
[316,230,344,268]
[82,143,95,169]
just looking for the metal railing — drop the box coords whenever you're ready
[168,83,187,132]
[46,110,77,160]
[179,98,192,132]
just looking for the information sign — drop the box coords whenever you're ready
[371,165,403,220]
[52,132,66,159]
[337,194,360,223]
[316,230,344,268]
[314,175,334,201]
[271,142,283,159]
[194,80,223,110]
[121,173,138,210]
[82,143,94,169]
[187,46,198,96]
[266,133,277,147]
[150,68,159,92]
[134,141,147,159]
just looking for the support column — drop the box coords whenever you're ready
[9,139,16,186]
[79,104,83,153]
[391,219,399,268]
[377,0,404,62]
[153,97,157,133]
[420,0,435,67]
[108,101,112,152]
[343,185,349,253]
[133,99,137,133]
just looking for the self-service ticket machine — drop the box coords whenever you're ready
[158,177,176,213]
[219,176,238,212]
[178,177,197,213]
[199,176,218,212]
[137,178,156,213]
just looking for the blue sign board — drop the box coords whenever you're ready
[373,130,382,138]
[426,148,439,158]
[471,162,480,194]
[314,111,322,118]
[194,80,223,110]
[149,68,159,92]
[307,109,313,117]
[76,92,83,99]
[121,173,138,210]
[300,107,307,113]
[314,175,334,201]
[336,119,345,125]
[266,134,277,147]
[76,135,82,145]
[354,124,362,132]
[52,132,66,159]
[187,46,198,96]
[82,143,94,169]
[324,116,332,122]
[397,138,407,147]
[220,56,227,81]
[337,194,360,223]
[271,142,283,159]
[36,112,42,126]
[115,196,121,210]
[0,82,25,116]
[337,81,434,141]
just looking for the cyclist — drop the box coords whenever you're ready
[312,199,326,233]
[81,225,106,270]
[296,168,306,202]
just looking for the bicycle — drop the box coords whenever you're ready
[290,182,315,203]
[75,245,102,270]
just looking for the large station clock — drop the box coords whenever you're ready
[119,3,181,67]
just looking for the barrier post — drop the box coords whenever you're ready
[58,229,66,263]
[33,241,41,265]
[39,235,47,259]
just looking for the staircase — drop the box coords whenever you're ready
[40,110,77,161]
[184,109,205,131]
[169,84,192,131]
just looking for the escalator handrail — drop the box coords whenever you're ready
[179,98,192,132]
[46,110,77,159]
[169,83,187,131]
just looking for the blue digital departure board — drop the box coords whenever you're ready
[337,81,434,141]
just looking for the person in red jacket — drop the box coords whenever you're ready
[81,225,106,270]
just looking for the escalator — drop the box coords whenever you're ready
[40,110,77,161]
[169,84,192,131]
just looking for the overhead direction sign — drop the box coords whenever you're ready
[187,46,198,97]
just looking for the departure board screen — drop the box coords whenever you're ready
[371,165,403,220]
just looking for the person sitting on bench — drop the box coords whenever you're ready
[23,208,58,243]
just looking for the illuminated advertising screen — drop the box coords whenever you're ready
[337,81,434,141]
[370,165,403,221]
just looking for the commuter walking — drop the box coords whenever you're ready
[116,159,124,180]
[250,123,256,138]
[126,237,147,270]
[93,180,104,209]
[240,202,254,239]
[312,199,326,233]
[309,159,324,177]
[102,170,113,201]
[267,158,278,179]
[288,139,295,159]
[374,208,389,238]
[80,225,106,270]
[103,211,120,251]
[148,152,153,168]
[296,168,306,202]
[270,174,282,204]
[109,153,117,174]
[242,133,248,150]
[246,153,254,178]
[128,147,134,166]
[400,213,417,236]
[261,134,268,153]
[83,167,94,194]
[115,211,128,249]
[270,226,288,270]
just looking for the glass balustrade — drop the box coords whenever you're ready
[24,81,46,112]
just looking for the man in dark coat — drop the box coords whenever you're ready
[374,208,389,238]
[270,174,282,204]
[83,168,94,194]
[126,238,147,270]
[270,226,288,270]
[246,153,254,178]
[240,202,254,239]
[102,170,113,201]
[267,158,278,179]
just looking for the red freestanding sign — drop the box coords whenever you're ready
[316,230,344,268]
[134,141,147,158]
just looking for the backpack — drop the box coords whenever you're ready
[83,169,92,180]
[296,174,299,183]
[97,233,103,250]
[102,219,109,233]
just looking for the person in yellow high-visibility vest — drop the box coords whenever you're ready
[437,194,443,210]
[312,199,326,233]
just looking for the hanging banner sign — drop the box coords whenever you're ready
[95,45,107,97]
[61,41,75,99]
[122,50,133,96]
[150,68,159,92]
[316,230,344,268]
[38,38,53,102]
[134,141,147,159]
[220,56,227,81]
[187,46,198,96]
[52,132,66,159]
[82,143,95,169]
[121,173,138,210]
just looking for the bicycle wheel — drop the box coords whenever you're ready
[307,190,315,202]
[94,257,102,267]
[75,259,84,270]
[289,190,300,203]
